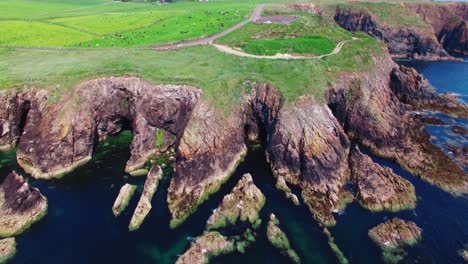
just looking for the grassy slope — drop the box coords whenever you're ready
[0,32,382,112]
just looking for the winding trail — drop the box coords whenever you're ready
[211,40,349,60]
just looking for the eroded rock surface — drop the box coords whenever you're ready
[0,171,47,237]
[175,231,236,264]
[266,214,300,264]
[369,218,421,251]
[206,173,265,230]
[14,77,200,179]
[129,166,162,231]
[168,101,247,228]
[0,237,16,264]
[112,183,137,217]
[251,84,351,226]
[349,147,416,212]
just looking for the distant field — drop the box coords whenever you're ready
[0,0,253,48]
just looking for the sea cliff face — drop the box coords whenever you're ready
[333,2,468,59]
[0,38,466,228]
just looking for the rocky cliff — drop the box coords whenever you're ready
[333,3,468,59]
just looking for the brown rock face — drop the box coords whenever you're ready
[175,232,236,264]
[0,171,48,237]
[390,65,468,118]
[409,3,468,55]
[333,5,451,60]
[251,84,351,226]
[349,147,416,212]
[368,218,421,250]
[15,77,200,179]
[167,101,247,228]
[327,55,468,194]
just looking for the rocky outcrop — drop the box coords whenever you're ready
[266,214,300,264]
[0,238,16,264]
[333,5,451,60]
[129,166,162,231]
[459,244,468,262]
[15,77,200,179]
[369,218,421,263]
[408,3,468,55]
[327,54,468,195]
[349,147,416,212]
[112,183,137,217]
[167,101,247,228]
[0,171,47,237]
[390,65,468,118]
[206,173,265,230]
[175,231,236,264]
[251,84,351,226]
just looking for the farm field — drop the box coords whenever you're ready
[0,0,256,48]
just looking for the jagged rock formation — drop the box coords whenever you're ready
[250,84,351,226]
[349,147,416,212]
[369,218,421,263]
[129,166,162,231]
[175,232,236,264]
[408,3,468,56]
[275,177,300,206]
[334,2,468,59]
[167,101,247,228]
[0,171,47,237]
[206,173,265,230]
[266,214,300,264]
[0,238,16,264]
[14,77,200,179]
[112,183,137,217]
[327,55,468,194]
[390,65,468,118]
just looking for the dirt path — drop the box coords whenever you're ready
[154,4,266,51]
[211,40,349,60]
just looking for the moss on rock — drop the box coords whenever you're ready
[266,214,301,264]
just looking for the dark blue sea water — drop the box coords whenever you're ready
[0,59,466,264]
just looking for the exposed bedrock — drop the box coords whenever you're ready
[408,3,468,56]
[333,6,451,60]
[206,173,265,230]
[369,218,421,263]
[327,54,468,194]
[349,147,416,212]
[112,183,137,217]
[390,65,468,118]
[0,171,48,237]
[0,237,16,264]
[12,77,200,179]
[251,84,351,226]
[175,231,236,264]
[167,100,247,228]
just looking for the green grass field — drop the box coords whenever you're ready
[0,0,385,112]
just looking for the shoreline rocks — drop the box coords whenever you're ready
[0,171,48,237]
[349,147,416,212]
[206,173,265,230]
[0,238,16,264]
[266,214,301,264]
[167,101,247,228]
[369,218,421,263]
[129,166,162,231]
[175,231,236,264]
[112,183,137,217]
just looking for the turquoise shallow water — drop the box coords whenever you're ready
[0,59,467,263]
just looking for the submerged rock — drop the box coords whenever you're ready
[168,101,247,228]
[175,231,236,264]
[206,173,265,230]
[349,147,416,212]
[459,244,468,262]
[0,238,16,264]
[129,166,162,231]
[0,171,47,237]
[266,214,301,264]
[323,228,349,264]
[112,183,137,217]
[369,218,421,263]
